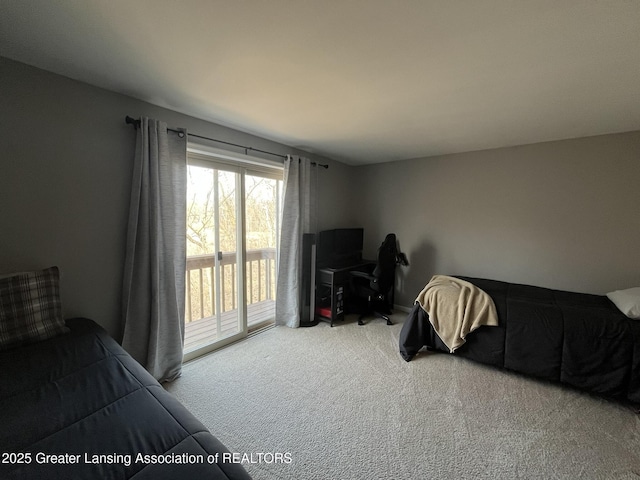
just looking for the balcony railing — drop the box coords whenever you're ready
[185,247,276,324]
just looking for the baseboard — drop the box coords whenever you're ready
[393,304,412,313]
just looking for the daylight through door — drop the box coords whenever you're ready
[183,154,282,359]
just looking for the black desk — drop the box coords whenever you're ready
[315,260,375,326]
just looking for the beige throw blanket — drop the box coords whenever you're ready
[415,275,499,353]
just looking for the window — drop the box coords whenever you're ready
[183,146,283,360]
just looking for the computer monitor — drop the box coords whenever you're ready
[316,228,364,268]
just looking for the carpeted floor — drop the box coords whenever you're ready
[165,313,640,480]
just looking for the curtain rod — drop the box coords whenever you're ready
[125,116,328,168]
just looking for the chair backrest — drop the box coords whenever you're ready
[371,233,398,293]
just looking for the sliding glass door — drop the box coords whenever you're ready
[244,173,281,330]
[183,153,282,360]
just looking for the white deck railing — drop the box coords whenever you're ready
[185,248,276,324]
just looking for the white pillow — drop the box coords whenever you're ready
[607,287,640,319]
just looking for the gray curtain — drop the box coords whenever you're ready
[122,117,187,382]
[275,155,317,328]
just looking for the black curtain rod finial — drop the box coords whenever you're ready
[125,116,140,127]
[309,161,329,169]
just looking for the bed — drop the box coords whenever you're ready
[399,275,640,404]
[0,267,252,479]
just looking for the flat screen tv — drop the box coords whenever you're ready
[316,228,364,268]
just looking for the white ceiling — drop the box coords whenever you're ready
[2,1,640,165]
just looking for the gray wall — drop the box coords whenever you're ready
[0,57,350,338]
[3,55,639,332]
[352,132,640,307]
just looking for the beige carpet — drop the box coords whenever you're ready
[165,313,640,480]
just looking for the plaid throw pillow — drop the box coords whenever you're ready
[0,266,69,350]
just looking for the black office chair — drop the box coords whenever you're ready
[349,233,402,326]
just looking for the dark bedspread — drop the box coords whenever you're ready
[399,276,640,404]
[0,318,251,480]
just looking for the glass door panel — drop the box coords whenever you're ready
[184,165,242,355]
[244,174,281,330]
